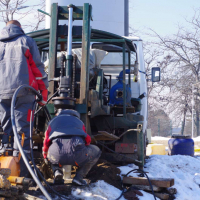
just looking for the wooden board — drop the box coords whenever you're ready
[134,184,162,192]
[93,134,116,141]
[154,192,169,200]
[98,131,120,139]
[123,177,174,188]
[22,193,45,200]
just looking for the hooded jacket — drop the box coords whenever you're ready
[43,110,87,153]
[0,24,48,98]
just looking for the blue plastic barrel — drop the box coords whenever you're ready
[168,135,194,156]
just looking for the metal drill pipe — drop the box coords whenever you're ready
[67,5,73,56]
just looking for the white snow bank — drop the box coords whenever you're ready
[193,136,200,141]
[143,155,200,200]
[71,180,126,200]
[193,173,200,185]
[151,136,170,141]
[119,155,200,200]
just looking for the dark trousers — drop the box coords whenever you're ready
[0,95,35,177]
[48,137,101,178]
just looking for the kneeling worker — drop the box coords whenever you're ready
[42,109,101,185]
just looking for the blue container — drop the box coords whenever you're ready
[168,135,194,156]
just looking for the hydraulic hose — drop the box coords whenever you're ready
[30,101,38,176]
[11,85,52,200]
[116,169,156,200]
[34,90,58,116]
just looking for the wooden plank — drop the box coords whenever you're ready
[154,192,169,200]
[22,193,44,200]
[166,187,177,194]
[123,177,174,188]
[98,131,120,140]
[94,134,117,141]
[134,184,162,192]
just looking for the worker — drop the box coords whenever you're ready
[0,20,48,177]
[43,109,101,186]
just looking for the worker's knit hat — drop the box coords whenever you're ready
[57,109,80,119]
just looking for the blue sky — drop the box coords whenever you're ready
[0,0,199,37]
[129,0,200,39]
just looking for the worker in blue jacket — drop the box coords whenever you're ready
[0,20,48,177]
[43,109,101,186]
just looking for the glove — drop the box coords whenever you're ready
[38,89,48,106]
[85,134,91,146]
[43,151,48,159]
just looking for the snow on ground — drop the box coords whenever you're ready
[38,155,200,200]
[71,180,126,200]
[151,136,170,141]
[193,136,200,141]
[119,155,200,200]
[71,179,156,200]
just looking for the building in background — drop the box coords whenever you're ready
[45,0,129,36]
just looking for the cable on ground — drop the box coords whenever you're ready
[97,141,156,200]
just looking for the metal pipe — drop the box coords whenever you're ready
[128,52,131,87]
[192,84,194,138]
[122,43,126,117]
[67,6,73,56]
[66,5,74,86]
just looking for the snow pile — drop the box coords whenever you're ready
[35,154,200,200]
[71,180,126,200]
[193,136,200,141]
[193,173,200,185]
[120,155,200,200]
[151,136,170,141]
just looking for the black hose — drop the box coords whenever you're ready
[97,141,156,200]
[34,90,58,115]
[43,106,51,122]
[30,101,38,176]
[116,169,156,200]
[11,85,52,200]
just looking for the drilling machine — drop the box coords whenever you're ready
[0,3,160,198]
[27,3,161,170]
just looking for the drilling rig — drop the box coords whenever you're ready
[0,2,161,199]
[28,3,160,169]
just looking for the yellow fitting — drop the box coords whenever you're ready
[7,176,24,184]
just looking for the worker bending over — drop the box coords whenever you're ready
[0,20,48,177]
[43,109,101,186]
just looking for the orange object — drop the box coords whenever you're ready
[0,133,25,177]
[75,161,79,167]
[0,156,20,176]
[17,132,25,161]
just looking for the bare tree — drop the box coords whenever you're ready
[149,8,200,136]
[0,0,45,31]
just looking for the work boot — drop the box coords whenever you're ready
[72,174,87,186]
[51,164,64,184]
[54,169,64,184]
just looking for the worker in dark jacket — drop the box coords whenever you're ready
[43,109,101,186]
[0,20,48,177]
